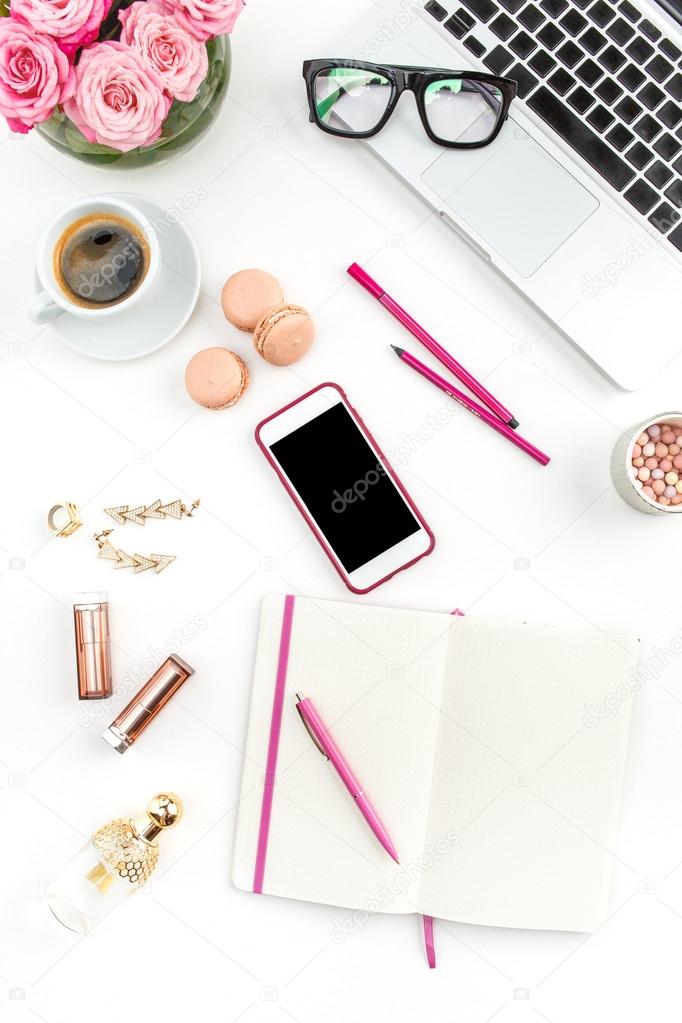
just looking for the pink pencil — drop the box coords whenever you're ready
[392,346,550,467]
[347,262,519,429]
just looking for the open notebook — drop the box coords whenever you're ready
[233,595,639,932]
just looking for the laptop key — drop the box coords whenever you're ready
[498,0,525,11]
[638,18,661,42]
[624,178,658,213]
[508,62,540,97]
[557,40,583,66]
[666,75,682,102]
[669,223,682,250]
[665,178,682,207]
[673,155,682,174]
[626,140,654,167]
[464,34,487,55]
[519,3,546,29]
[461,0,499,19]
[490,12,517,38]
[618,63,645,89]
[626,36,655,64]
[580,26,607,52]
[529,48,557,76]
[637,83,664,110]
[568,85,595,113]
[483,44,515,72]
[649,201,679,232]
[618,0,639,20]
[659,38,682,62]
[510,30,537,58]
[444,11,472,36]
[528,86,636,189]
[548,67,575,93]
[659,101,682,129]
[425,0,449,17]
[537,23,565,49]
[634,114,661,142]
[646,55,674,84]
[607,17,635,44]
[606,122,634,150]
[615,96,642,122]
[654,132,681,160]
[599,44,626,72]
[560,9,587,35]
[577,58,603,86]
[596,76,623,103]
[540,0,568,15]
[587,103,615,131]
[587,0,615,26]
[645,160,673,187]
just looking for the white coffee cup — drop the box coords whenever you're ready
[29,195,160,324]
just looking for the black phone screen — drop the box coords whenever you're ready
[270,401,421,572]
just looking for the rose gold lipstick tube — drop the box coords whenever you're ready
[73,591,112,700]
[102,655,194,753]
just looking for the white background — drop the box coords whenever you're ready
[2,1,682,1021]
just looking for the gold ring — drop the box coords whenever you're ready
[48,502,82,538]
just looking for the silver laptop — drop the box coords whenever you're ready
[332,0,682,388]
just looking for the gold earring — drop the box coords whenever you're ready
[93,530,176,575]
[104,498,200,526]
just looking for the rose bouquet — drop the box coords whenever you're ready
[0,0,243,164]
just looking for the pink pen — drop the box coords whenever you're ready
[295,694,399,863]
[347,261,519,430]
[392,346,550,466]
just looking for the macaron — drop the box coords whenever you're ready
[221,269,284,332]
[185,347,249,409]
[253,304,315,366]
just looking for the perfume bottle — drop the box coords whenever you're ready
[46,793,182,934]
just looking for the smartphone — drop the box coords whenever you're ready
[255,382,435,593]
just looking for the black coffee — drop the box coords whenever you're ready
[54,213,150,308]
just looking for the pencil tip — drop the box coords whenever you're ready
[390,345,404,356]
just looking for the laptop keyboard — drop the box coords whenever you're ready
[424,0,682,251]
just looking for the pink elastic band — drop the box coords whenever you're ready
[423,915,436,968]
[253,594,296,894]
[419,607,464,966]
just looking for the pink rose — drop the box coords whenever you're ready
[119,0,208,102]
[63,41,171,151]
[10,0,113,56]
[165,0,244,42]
[0,18,75,132]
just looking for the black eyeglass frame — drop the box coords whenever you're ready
[302,58,517,150]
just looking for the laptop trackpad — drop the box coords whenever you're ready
[421,123,598,278]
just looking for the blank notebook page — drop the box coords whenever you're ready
[419,617,638,931]
[232,595,452,913]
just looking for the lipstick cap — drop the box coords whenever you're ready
[102,654,194,753]
[73,591,112,700]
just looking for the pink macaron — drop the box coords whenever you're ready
[252,303,315,366]
[185,347,249,409]
[221,269,284,332]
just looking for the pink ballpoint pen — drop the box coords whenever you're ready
[347,261,519,430]
[295,694,400,863]
[392,345,550,467]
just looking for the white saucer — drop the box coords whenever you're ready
[37,193,201,362]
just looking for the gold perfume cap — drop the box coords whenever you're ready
[91,792,183,887]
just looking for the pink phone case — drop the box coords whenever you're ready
[254,382,435,594]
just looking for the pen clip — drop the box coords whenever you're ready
[295,694,329,760]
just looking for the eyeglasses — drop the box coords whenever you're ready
[302,60,517,149]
